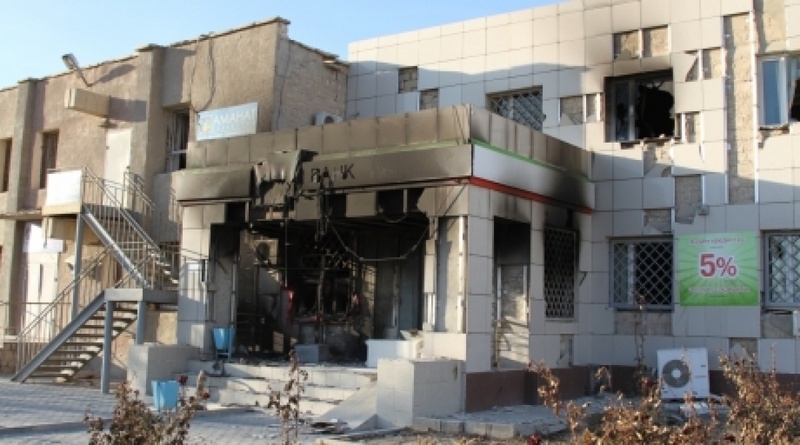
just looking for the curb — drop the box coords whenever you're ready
[0,405,256,436]
[0,421,88,435]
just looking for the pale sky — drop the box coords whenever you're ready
[0,1,560,89]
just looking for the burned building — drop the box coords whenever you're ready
[3,0,800,428]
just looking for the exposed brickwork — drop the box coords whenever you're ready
[420,89,439,110]
[560,96,583,126]
[614,30,640,58]
[643,141,671,175]
[674,175,703,223]
[644,209,672,233]
[274,40,348,129]
[643,26,669,57]
[398,67,418,93]
[703,48,723,79]
[724,14,756,204]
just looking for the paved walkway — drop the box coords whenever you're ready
[0,378,309,444]
[0,377,571,444]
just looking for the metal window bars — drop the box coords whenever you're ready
[611,239,673,309]
[544,228,577,319]
[766,233,800,307]
[489,90,545,131]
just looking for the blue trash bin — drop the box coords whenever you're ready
[212,327,235,358]
[152,380,179,411]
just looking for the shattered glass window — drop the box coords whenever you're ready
[544,228,576,319]
[611,238,673,309]
[766,233,800,307]
[489,90,545,131]
[607,72,675,142]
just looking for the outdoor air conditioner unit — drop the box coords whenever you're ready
[314,111,343,125]
[657,347,710,400]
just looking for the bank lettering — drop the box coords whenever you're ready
[310,164,355,183]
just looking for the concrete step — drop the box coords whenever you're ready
[175,373,356,406]
[216,388,339,417]
[184,360,376,390]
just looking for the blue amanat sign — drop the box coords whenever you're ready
[196,102,258,141]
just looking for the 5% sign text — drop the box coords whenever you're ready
[699,253,738,278]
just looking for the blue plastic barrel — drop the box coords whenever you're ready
[212,327,235,357]
[152,380,179,411]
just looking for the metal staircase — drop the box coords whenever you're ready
[12,167,180,383]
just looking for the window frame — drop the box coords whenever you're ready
[487,88,545,131]
[39,131,58,189]
[610,237,674,310]
[606,71,675,143]
[166,108,190,172]
[759,54,799,126]
[764,231,800,308]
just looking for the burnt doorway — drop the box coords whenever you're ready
[244,209,428,361]
[493,218,531,369]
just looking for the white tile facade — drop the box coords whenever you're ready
[347,0,800,374]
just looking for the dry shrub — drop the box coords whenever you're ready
[85,377,207,444]
[268,349,309,445]
[720,351,800,444]
[530,351,800,444]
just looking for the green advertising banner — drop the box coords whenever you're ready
[678,232,759,306]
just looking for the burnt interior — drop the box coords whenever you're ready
[219,187,430,362]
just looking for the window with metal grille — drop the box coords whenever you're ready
[765,232,800,307]
[488,89,545,131]
[544,228,576,319]
[611,238,673,309]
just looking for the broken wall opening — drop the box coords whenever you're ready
[493,218,531,370]
[235,209,428,362]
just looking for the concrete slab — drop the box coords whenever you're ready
[315,381,378,432]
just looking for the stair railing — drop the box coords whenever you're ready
[15,166,182,374]
[81,167,178,291]
[15,249,111,372]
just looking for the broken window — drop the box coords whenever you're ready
[398,67,418,93]
[167,108,190,172]
[611,238,673,309]
[607,72,675,142]
[544,228,576,319]
[419,89,439,110]
[760,55,800,126]
[489,89,545,131]
[765,232,800,308]
[40,131,58,188]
